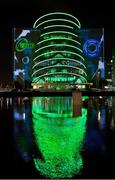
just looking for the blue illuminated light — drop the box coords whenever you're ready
[14,69,25,76]
[22,56,30,64]
[83,39,99,58]
[15,30,31,41]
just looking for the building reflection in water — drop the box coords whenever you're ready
[0,97,12,109]
[13,97,33,162]
[111,96,115,130]
[32,97,87,179]
[85,97,107,154]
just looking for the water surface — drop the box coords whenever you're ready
[0,96,115,178]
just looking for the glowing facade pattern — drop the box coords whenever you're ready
[32,97,87,178]
[83,39,100,58]
[13,29,38,87]
[32,12,87,85]
[78,29,105,80]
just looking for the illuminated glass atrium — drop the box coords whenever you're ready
[32,12,87,86]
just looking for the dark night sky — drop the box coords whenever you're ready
[0,0,115,85]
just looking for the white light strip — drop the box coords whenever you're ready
[44,25,73,29]
[32,65,87,76]
[35,44,82,53]
[33,72,87,83]
[33,12,81,29]
[33,51,85,61]
[35,18,80,29]
[37,37,81,46]
[32,57,86,69]
[40,31,79,39]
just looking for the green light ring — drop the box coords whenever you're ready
[40,31,79,39]
[32,109,87,137]
[34,18,80,29]
[33,111,72,118]
[32,107,87,119]
[32,106,87,128]
[15,38,28,52]
[32,65,87,77]
[32,58,86,69]
[32,107,87,128]
[44,25,73,29]
[32,118,87,128]
[32,114,86,124]
[33,12,81,29]
[37,37,81,46]
[33,51,85,61]
[35,44,82,53]
[32,72,87,83]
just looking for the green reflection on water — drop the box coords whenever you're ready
[32,97,87,178]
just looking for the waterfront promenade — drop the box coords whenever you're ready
[0,89,115,97]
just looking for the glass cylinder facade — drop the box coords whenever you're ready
[32,12,87,86]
